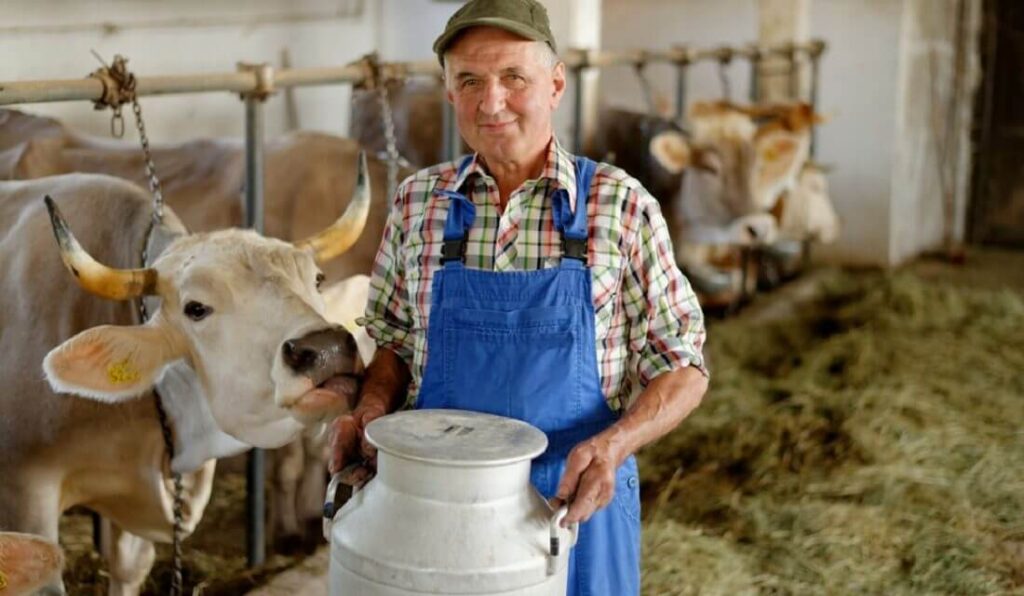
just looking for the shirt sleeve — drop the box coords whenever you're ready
[357,178,415,365]
[622,187,709,385]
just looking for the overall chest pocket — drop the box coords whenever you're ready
[440,305,584,432]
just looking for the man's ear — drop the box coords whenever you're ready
[43,324,184,402]
[551,61,567,105]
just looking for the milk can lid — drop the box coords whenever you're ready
[365,409,548,466]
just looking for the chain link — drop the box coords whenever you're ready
[131,98,166,223]
[378,81,400,200]
[153,388,185,596]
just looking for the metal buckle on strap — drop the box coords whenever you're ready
[441,239,466,263]
[561,237,588,264]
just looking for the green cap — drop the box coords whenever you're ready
[433,0,557,64]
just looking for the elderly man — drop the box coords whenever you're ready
[329,0,708,593]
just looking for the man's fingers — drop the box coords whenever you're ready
[339,464,373,487]
[360,439,378,460]
[328,415,360,474]
[555,448,593,502]
[563,472,603,525]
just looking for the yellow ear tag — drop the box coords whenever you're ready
[107,358,141,385]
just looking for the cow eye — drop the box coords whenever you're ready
[184,301,213,321]
[316,273,325,291]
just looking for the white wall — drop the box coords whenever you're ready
[888,0,980,263]
[600,0,759,115]
[811,0,904,265]
[1,0,376,142]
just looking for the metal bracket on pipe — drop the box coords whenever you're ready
[668,45,694,66]
[236,62,275,101]
[807,39,828,59]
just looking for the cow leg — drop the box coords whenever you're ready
[0,471,65,594]
[297,432,329,543]
[270,439,305,553]
[99,519,155,596]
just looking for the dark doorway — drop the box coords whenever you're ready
[971,0,1024,246]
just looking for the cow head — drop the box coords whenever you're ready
[42,154,372,449]
[649,101,817,236]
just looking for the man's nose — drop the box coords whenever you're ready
[479,80,507,115]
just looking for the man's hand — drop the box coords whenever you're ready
[326,348,411,486]
[553,432,627,526]
[553,366,709,526]
[327,401,387,486]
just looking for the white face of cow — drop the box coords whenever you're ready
[42,155,370,449]
[650,103,813,233]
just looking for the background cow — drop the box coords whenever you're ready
[0,163,367,593]
[590,101,836,303]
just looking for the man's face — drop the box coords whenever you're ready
[444,27,566,165]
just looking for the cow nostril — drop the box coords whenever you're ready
[282,340,319,373]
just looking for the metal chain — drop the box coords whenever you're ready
[632,61,659,115]
[93,52,182,595]
[153,388,185,596]
[377,82,400,200]
[718,61,732,101]
[131,97,165,223]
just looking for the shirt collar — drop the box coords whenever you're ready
[435,137,580,210]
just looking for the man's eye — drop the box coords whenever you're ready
[461,79,480,89]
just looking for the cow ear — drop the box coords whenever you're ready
[43,325,184,402]
[649,130,691,174]
[752,130,808,210]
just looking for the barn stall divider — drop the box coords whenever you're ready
[0,37,826,588]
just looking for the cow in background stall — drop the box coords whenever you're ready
[0,109,396,563]
[350,78,447,169]
[0,161,369,594]
[590,101,838,304]
[0,532,64,594]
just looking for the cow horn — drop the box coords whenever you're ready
[295,151,371,263]
[44,196,158,300]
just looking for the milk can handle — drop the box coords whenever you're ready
[549,505,576,557]
[322,468,362,540]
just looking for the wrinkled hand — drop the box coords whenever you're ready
[552,434,627,526]
[327,400,387,486]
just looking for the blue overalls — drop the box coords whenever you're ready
[417,155,642,596]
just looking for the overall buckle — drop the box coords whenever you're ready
[561,237,588,264]
[441,238,466,263]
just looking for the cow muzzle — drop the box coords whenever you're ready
[280,326,361,421]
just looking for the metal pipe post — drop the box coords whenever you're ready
[748,48,762,104]
[808,47,822,158]
[674,63,688,122]
[787,45,799,100]
[243,95,266,568]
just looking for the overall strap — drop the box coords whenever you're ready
[436,155,476,265]
[553,156,597,265]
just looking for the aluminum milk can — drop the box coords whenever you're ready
[324,409,578,595]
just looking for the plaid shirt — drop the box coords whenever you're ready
[360,138,707,411]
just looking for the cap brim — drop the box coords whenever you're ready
[433,17,548,57]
